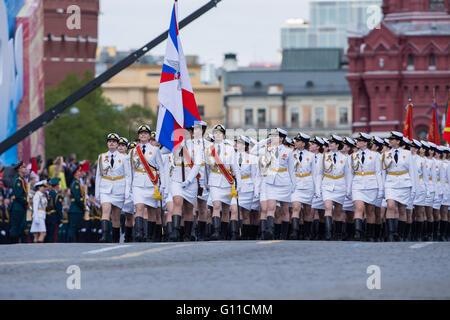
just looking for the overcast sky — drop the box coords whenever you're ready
[98,0,311,67]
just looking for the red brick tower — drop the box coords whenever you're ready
[347,0,450,139]
[43,0,99,87]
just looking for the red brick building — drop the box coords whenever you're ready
[43,0,99,87]
[346,0,450,139]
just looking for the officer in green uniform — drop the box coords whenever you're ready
[9,161,29,244]
[45,178,63,243]
[68,165,86,242]
[0,195,10,244]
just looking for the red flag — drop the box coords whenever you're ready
[403,101,413,140]
[428,102,441,145]
[31,157,38,175]
[443,92,450,144]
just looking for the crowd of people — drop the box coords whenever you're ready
[1,122,450,245]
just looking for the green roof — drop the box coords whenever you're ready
[281,48,344,71]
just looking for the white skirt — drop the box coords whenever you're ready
[210,185,234,206]
[312,194,324,210]
[238,191,254,211]
[291,188,314,205]
[266,183,291,203]
[322,188,346,205]
[381,198,387,208]
[122,195,135,214]
[171,181,198,205]
[413,189,426,207]
[133,185,160,208]
[433,194,443,210]
[385,187,411,206]
[251,197,260,211]
[352,188,378,206]
[100,193,124,209]
[30,217,46,233]
[197,186,209,202]
[424,192,435,208]
[375,195,383,208]
[443,191,450,206]
[259,181,267,202]
[343,196,354,212]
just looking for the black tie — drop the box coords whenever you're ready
[110,154,114,168]
[333,153,336,164]
[142,145,146,155]
[217,145,221,157]
[394,150,398,163]
[275,147,279,158]
[239,153,243,167]
[299,151,303,162]
[361,151,365,164]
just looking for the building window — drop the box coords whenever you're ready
[291,107,299,126]
[315,107,324,128]
[339,108,348,125]
[198,105,205,118]
[407,54,414,70]
[429,54,436,69]
[245,109,253,126]
[257,109,266,126]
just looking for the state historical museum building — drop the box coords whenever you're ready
[347,0,450,139]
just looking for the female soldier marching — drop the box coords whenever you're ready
[95,133,131,243]
[348,133,383,241]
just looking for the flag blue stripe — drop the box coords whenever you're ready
[169,6,179,52]
[158,109,175,150]
[162,63,176,74]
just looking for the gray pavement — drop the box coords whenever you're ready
[0,240,449,299]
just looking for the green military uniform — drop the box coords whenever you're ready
[45,189,63,243]
[89,204,102,242]
[68,177,85,242]
[9,173,28,243]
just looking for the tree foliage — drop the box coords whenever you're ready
[45,71,157,162]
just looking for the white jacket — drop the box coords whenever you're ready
[382,147,418,194]
[95,150,131,201]
[205,142,241,188]
[317,151,352,194]
[130,143,165,190]
[292,149,316,191]
[348,149,383,193]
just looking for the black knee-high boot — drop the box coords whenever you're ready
[112,227,120,243]
[205,223,212,241]
[124,226,133,243]
[416,221,424,241]
[334,221,343,241]
[274,223,281,240]
[303,221,312,240]
[210,217,221,241]
[433,221,440,241]
[354,219,363,241]
[324,216,332,241]
[99,219,109,243]
[313,220,320,240]
[220,222,229,240]
[259,220,267,240]
[134,217,144,242]
[183,221,193,242]
[280,221,289,240]
[439,221,447,241]
[170,215,181,242]
[153,224,162,242]
[265,216,275,240]
[289,218,299,240]
[397,221,405,242]
[230,220,239,240]
[198,221,206,241]
[386,219,395,242]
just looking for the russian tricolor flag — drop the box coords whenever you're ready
[156,1,202,151]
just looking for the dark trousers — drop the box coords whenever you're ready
[9,210,26,239]
[68,212,83,242]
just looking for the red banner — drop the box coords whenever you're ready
[403,103,413,140]
[136,145,159,185]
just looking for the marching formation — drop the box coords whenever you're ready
[5,123,450,244]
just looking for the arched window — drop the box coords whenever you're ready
[407,54,414,68]
[429,54,436,69]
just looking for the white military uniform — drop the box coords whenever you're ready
[433,158,445,210]
[95,150,131,209]
[311,152,325,210]
[382,147,418,205]
[191,137,211,202]
[291,149,316,205]
[168,141,201,205]
[423,157,437,207]
[122,150,135,214]
[236,150,259,210]
[263,144,296,203]
[250,140,270,203]
[443,156,450,206]
[161,152,173,208]
[30,190,47,233]
[317,151,351,205]
[348,149,383,205]
[413,155,427,207]
[130,143,165,208]
[206,140,241,205]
